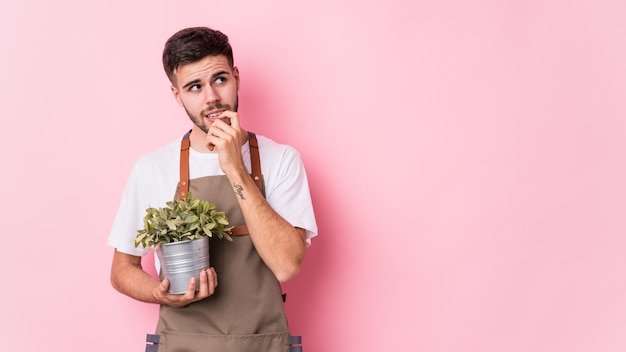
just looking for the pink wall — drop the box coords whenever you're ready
[1,0,625,351]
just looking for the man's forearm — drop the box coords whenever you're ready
[110,250,162,304]
[228,171,306,282]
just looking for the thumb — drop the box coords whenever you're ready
[160,278,170,291]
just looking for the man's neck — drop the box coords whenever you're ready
[189,127,213,153]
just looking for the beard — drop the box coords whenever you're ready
[184,95,239,133]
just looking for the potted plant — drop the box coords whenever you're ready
[134,192,233,294]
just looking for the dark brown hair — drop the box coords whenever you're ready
[162,27,234,84]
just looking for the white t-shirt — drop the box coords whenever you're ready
[107,134,318,258]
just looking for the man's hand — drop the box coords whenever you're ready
[205,111,248,176]
[152,268,218,308]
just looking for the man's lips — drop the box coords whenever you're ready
[205,110,225,122]
[204,111,232,126]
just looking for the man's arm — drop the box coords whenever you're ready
[110,249,218,307]
[230,172,307,282]
[205,112,307,282]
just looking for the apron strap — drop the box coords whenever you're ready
[248,132,265,196]
[178,131,191,200]
[178,130,264,236]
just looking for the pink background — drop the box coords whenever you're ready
[1,0,625,351]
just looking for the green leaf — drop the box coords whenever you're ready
[183,214,199,224]
[133,191,233,248]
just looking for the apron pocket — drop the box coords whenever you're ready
[158,330,290,352]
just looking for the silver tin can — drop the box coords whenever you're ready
[156,237,210,294]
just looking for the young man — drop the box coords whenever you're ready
[108,27,317,351]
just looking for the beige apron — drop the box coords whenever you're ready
[145,131,302,352]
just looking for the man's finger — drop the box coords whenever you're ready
[196,270,209,298]
[186,276,197,297]
[229,112,240,129]
[210,268,218,288]
[217,110,239,130]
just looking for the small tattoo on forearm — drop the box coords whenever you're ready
[233,183,246,200]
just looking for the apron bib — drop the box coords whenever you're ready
[145,131,301,352]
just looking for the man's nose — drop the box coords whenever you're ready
[204,85,219,104]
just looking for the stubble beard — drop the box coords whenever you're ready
[185,96,239,134]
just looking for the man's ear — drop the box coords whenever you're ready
[233,66,240,91]
[171,85,183,107]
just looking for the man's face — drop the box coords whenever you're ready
[171,55,240,133]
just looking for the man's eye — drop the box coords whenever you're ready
[215,77,226,84]
[190,84,201,91]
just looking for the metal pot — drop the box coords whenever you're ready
[156,236,210,294]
